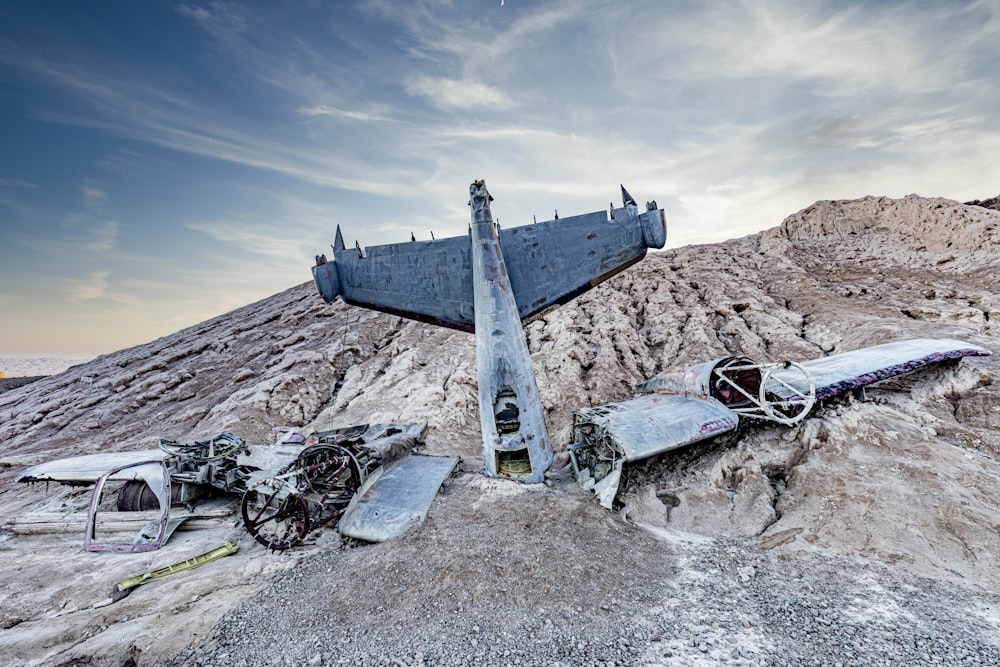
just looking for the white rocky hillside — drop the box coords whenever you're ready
[0,194,998,666]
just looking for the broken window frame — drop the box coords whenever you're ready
[84,459,172,553]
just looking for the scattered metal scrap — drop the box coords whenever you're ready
[113,541,239,602]
[16,423,458,552]
[239,423,456,550]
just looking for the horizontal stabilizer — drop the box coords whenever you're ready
[316,200,666,331]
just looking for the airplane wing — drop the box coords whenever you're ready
[316,228,476,330]
[312,196,666,332]
[569,393,738,508]
[771,338,991,401]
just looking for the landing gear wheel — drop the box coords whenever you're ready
[241,479,310,551]
[298,444,361,527]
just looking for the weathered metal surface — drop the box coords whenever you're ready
[16,450,166,484]
[312,188,666,332]
[339,454,459,543]
[569,393,738,508]
[771,338,991,401]
[114,541,239,601]
[237,423,433,550]
[573,337,990,509]
[572,393,738,463]
[316,231,475,330]
[84,460,179,552]
[18,422,441,551]
[638,357,816,426]
[468,181,552,482]
[311,181,666,483]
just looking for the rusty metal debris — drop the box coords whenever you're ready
[17,423,457,552]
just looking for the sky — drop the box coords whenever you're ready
[1,0,998,357]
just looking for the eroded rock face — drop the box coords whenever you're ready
[611,195,1000,588]
[966,194,1000,211]
[1,194,998,594]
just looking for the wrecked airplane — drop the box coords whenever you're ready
[313,180,666,484]
[569,338,992,508]
[16,423,457,551]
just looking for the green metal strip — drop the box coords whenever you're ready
[116,540,239,594]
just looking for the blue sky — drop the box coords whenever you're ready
[1,0,997,356]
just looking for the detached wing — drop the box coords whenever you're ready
[771,338,991,401]
[571,393,737,508]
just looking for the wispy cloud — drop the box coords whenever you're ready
[0,177,38,189]
[81,185,106,209]
[65,271,109,303]
[176,2,248,39]
[297,105,397,123]
[185,218,313,262]
[405,76,512,110]
[83,220,120,252]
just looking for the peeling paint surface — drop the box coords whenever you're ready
[771,338,991,400]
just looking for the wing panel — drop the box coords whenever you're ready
[321,200,664,330]
[772,338,991,400]
[338,454,459,542]
[16,450,166,483]
[575,393,738,462]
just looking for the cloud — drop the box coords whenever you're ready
[297,105,397,123]
[405,76,512,110]
[81,185,106,209]
[185,218,311,262]
[65,271,110,303]
[4,1,1000,252]
[0,178,38,189]
[84,220,121,252]
[176,2,248,38]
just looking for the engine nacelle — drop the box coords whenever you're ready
[637,356,816,425]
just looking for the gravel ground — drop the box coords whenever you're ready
[160,474,1000,667]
